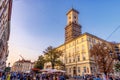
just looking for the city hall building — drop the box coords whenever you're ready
[56,8,108,76]
[0,0,12,70]
[44,8,119,76]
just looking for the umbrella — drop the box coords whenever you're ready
[55,70,66,73]
[40,69,51,72]
[0,69,4,72]
[40,69,66,73]
[25,71,30,73]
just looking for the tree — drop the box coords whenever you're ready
[4,67,11,72]
[114,61,120,72]
[55,60,66,70]
[89,42,117,75]
[34,55,45,69]
[43,46,63,69]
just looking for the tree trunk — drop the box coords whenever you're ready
[104,72,107,76]
[52,63,54,69]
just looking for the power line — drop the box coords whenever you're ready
[106,25,120,40]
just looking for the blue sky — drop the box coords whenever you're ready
[7,0,120,66]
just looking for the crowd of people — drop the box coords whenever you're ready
[0,71,120,80]
[0,71,66,80]
[71,74,120,80]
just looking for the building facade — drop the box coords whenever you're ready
[57,9,109,76]
[11,59,35,73]
[44,8,119,76]
[0,0,12,70]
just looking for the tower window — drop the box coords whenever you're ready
[69,16,71,19]
[74,16,76,19]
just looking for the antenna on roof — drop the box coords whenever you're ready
[71,0,74,9]
[19,55,25,60]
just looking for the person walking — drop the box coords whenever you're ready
[6,72,10,80]
[59,73,65,80]
[95,75,101,80]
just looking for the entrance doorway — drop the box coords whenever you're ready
[73,67,76,75]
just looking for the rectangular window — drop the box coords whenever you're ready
[69,58,71,63]
[66,68,67,73]
[82,53,86,60]
[77,46,79,52]
[91,67,92,72]
[69,68,71,73]
[69,44,71,47]
[73,58,75,62]
[77,40,79,44]
[73,48,75,53]
[94,39,96,44]
[83,67,86,73]
[69,52,71,57]
[73,42,75,46]
[89,44,92,50]
[78,67,80,73]
[81,38,84,42]
[65,58,67,63]
[78,56,80,61]
[82,45,85,51]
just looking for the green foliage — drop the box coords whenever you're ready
[34,55,45,69]
[43,46,63,69]
[4,67,11,72]
[57,60,65,70]
[114,62,120,72]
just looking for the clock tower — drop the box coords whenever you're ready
[65,8,82,42]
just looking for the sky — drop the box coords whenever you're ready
[7,0,120,66]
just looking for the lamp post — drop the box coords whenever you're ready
[75,53,77,76]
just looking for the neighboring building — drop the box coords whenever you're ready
[0,0,12,70]
[113,43,120,76]
[11,59,35,73]
[117,43,120,49]
[116,43,120,61]
[44,8,110,76]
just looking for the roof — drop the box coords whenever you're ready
[57,32,108,48]
[16,59,31,63]
[66,8,79,15]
